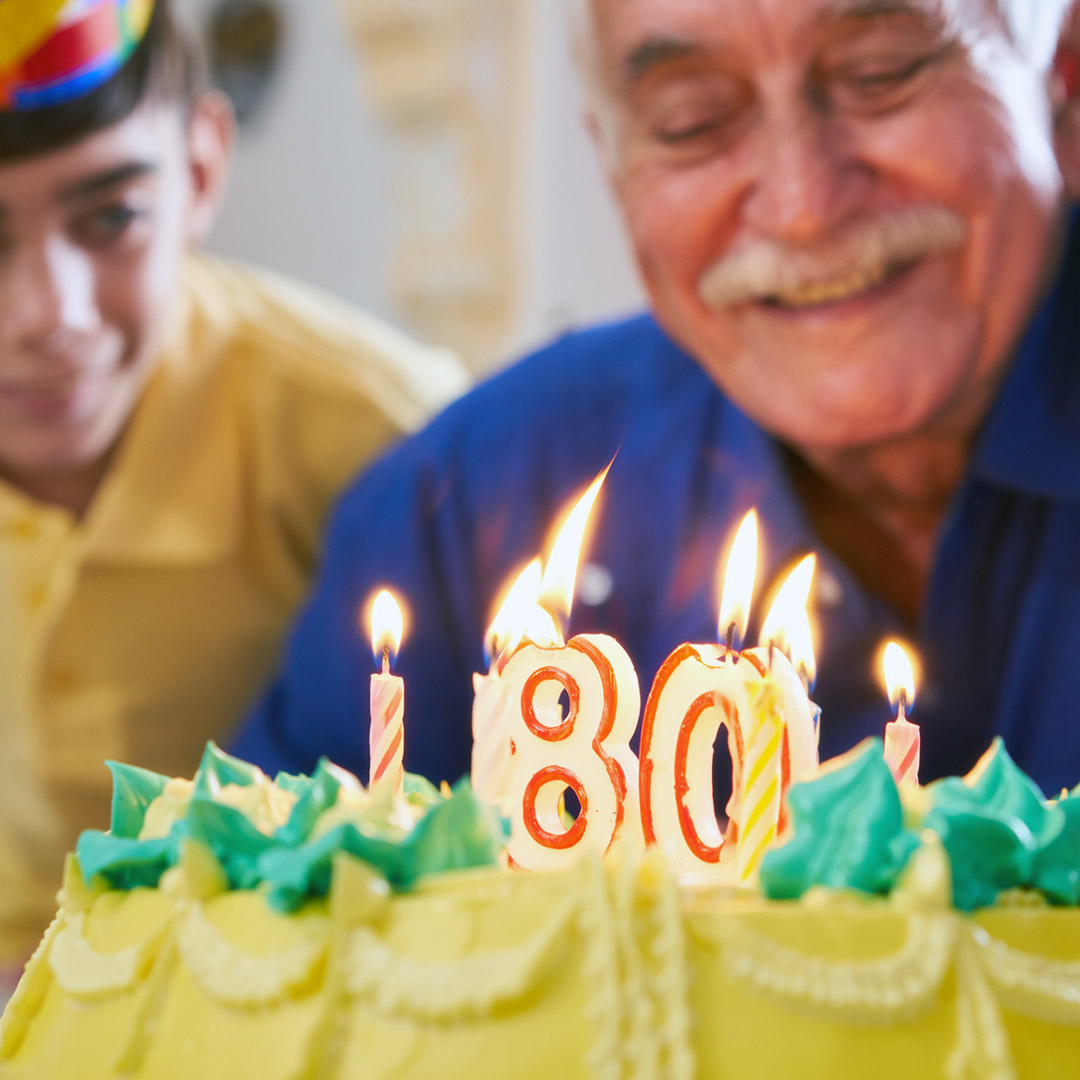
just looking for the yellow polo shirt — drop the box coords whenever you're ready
[0,255,468,964]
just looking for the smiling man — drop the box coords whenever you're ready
[0,0,466,970]
[234,1,1080,812]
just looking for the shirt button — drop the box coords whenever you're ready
[49,667,80,693]
[11,519,38,540]
[23,584,49,612]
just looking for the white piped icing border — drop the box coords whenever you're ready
[177,903,330,1007]
[696,913,957,1023]
[48,913,170,999]
[343,896,577,1019]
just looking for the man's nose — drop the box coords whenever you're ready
[0,238,99,354]
[741,98,870,245]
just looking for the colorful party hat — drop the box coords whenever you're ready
[0,0,156,112]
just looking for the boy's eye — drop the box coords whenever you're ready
[73,202,149,246]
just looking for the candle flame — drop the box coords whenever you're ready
[882,641,918,713]
[484,559,543,664]
[538,466,610,629]
[717,510,759,648]
[789,611,818,690]
[759,554,816,655]
[524,603,563,649]
[370,589,405,669]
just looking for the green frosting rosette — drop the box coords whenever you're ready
[925,738,1080,911]
[76,743,509,910]
[760,739,921,901]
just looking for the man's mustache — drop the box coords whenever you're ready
[698,205,968,309]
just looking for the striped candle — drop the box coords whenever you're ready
[369,590,405,797]
[370,664,404,796]
[882,641,920,788]
[736,677,784,884]
[471,559,544,807]
[471,666,514,805]
[884,715,920,787]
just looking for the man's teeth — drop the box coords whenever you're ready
[768,262,893,309]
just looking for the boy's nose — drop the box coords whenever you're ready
[0,238,99,355]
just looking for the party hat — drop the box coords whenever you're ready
[0,0,155,112]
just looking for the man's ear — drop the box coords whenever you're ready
[185,91,236,246]
[1054,1,1080,198]
[584,107,625,204]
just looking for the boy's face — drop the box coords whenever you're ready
[0,102,221,498]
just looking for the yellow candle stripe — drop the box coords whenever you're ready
[742,728,783,793]
[740,775,779,841]
[737,678,785,883]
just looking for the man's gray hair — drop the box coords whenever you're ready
[999,0,1073,67]
[567,0,1073,162]
[568,0,1072,74]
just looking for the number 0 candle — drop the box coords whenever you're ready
[639,516,820,877]
[369,589,406,797]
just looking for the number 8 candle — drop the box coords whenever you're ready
[369,589,405,797]
[496,469,643,872]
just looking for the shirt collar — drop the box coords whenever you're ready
[972,209,1080,499]
[82,258,243,564]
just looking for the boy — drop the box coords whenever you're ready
[0,0,467,968]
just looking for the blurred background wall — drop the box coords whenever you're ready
[177,0,644,373]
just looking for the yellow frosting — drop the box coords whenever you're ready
[2,845,1080,1079]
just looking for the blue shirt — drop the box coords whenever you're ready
[233,219,1080,801]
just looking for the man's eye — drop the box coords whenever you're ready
[657,117,727,144]
[651,101,748,149]
[830,54,936,106]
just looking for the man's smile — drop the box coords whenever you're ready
[758,256,921,312]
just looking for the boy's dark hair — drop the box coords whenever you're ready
[0,1,206,165]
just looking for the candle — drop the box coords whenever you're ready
[736,676,785,883]
[471,559,543,806]
[756,554,821,773]
[882,641,920,786]
[369,589,405,797]
[639,511,760,874]
[502,630,641,871]
[721,553,819,854]
[639,513,819,876]
[497,468,643,872]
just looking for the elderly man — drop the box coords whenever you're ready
[234,0,1080,800]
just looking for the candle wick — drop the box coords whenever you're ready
[382,643,390,675]
[768,640,775,671]
[897,689,908,723]
[726,621,738,663]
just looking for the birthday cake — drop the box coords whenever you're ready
[2,736,1080,1080]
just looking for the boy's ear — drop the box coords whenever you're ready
[185,91,236,245]
[1054,1,1080,198]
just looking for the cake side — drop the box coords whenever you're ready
[3,741,1080,1079]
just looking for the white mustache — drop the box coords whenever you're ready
[698,205,968,309]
